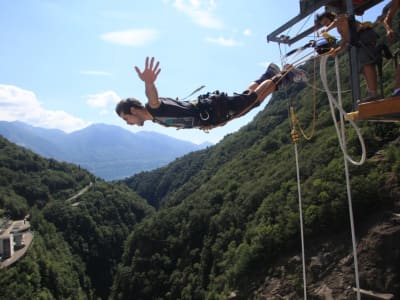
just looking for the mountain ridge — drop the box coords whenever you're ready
[0,121,211,180]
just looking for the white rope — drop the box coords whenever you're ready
[293,142,308,299]
[319,55,363,300]
[284,47,311,299]
[319,55,366,165]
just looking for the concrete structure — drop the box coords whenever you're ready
[0,220,14,259]
[0,218,33,268]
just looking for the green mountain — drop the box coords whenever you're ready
[0,136,154,299]
[0,122,210,180]
[112,51,400,298]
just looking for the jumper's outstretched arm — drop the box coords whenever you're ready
[135,56,162,109]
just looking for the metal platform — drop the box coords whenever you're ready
[267,0,384,45]
[347,97,400,122]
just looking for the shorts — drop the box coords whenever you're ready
[356,28,378,72]
[226,91,258,116]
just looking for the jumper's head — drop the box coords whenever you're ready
[115,98,146,126]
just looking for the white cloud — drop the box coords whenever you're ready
[205,36,242,47]
[85,90,120,115]
[172,0,223,29]
[0,84,89,132]
[98,109,110,116]
[80,70,112,76]
[101,29,158,46]
[243,29,252,36]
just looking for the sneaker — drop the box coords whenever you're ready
[255,63,281,84]
[358,91,379,103]
[265,63,281,78]
[392,88,400,97]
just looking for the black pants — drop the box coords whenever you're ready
[198,91,258,126]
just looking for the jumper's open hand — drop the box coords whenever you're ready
[134,56,161,84]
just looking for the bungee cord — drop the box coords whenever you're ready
[273,11,372,296]
[279,26,325,300]
[282,34,367,299]
[289,107,308,300]
[270,4,399,298]
[320,54,365,300]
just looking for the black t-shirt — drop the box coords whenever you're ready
[146,92,258,129]
[146,97,200,129]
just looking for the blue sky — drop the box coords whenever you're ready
[0,0,389,144]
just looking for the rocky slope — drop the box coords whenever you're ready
[255,209,400,299]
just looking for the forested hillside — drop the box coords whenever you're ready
[0,136,154,299]
[114,27,400,299]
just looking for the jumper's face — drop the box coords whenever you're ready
[119,109,144,126]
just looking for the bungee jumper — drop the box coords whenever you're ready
[115,57,308,130]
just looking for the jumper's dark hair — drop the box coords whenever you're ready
[115,98,144,115]
[315,11,336,24]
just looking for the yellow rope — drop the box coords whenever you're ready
[289,55,318,141]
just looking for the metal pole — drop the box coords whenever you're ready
[346,0,361,107]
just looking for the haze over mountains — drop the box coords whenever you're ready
[0,121,211,180]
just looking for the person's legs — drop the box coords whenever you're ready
[253,63,281,86]
[226,79,277,112]
[226,66,308,121]
[232,77,281,114]
[247,81,259,92]
[362,64,378,100]
[357,28,379,101]
[248,64,308,92]
[254,80,277,103]
[223,80,276,119]
[248,63,280,92]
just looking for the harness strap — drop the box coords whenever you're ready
[196,91,230,126]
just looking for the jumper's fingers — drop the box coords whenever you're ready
[134,66,141,76]
[149,56,155,69]
[145,56,150,68]
[154,61,160,72]
[155,68,161,77]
